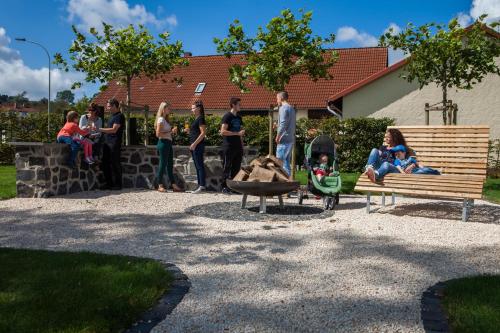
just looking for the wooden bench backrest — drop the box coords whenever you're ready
[388,126,489,179]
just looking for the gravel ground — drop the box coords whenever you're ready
[1,190,499,333]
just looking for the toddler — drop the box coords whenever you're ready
[313,154,333,183]
[391,145,440,175]
[57,111,93,167]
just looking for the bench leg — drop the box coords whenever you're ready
[382,192,386,206]
[259,196,267,214]
[391,193,396,205]
[462,199,472,222]
[241,194,248,209]
[366,193,371,213]
[278,195,284,208]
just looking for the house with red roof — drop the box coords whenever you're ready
[329,27,500,139]
[93,47,388,119]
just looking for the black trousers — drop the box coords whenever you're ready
[102,143,122,188]
[222,145,243,188]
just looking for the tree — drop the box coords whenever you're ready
[54,22,188,143]
[379,16,500,124]
[213,9,337,93]
[55,90,75,104]
[74,95,92,114]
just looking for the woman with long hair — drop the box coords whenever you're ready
[185,100,207,193]
[155,101,182,192]
[365,128,415,182]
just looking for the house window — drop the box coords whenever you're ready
[194,82,206,94]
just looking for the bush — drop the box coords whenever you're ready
[488,139,500,178]
[0,144,14,165]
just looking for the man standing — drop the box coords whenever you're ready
[275,91,295,176]
[220,97,245,194]
[98,98,125,190]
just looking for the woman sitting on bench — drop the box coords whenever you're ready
[364,128,416,182]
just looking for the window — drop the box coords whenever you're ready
[194,82,206,94]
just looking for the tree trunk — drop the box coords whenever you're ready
[442,86,448,125]
[125,78,131,146]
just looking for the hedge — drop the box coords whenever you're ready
[1,110,393,172]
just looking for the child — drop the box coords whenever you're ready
[313,154,333,183]
[57,111,93,167]
[390,145,440,175]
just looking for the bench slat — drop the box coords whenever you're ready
[356,179,484,193]
[354,186,483,199]
[357,176,484,186]
[408,142,489,148]
[406,137,489,143]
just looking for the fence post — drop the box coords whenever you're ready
[424,103,429,125]
[144,105,149,146]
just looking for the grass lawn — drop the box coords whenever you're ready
[442,275,500,333]
[0,248,173,333]
[0,165,16,200]
[483,178,500,204]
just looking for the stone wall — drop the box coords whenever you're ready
[14,143,259,198]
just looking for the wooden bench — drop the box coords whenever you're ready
[354,126,490,222]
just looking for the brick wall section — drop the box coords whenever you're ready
[14,143,259,198]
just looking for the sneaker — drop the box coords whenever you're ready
[366,166,376,183]
[221,187,232,195]
[192,186,206,194]
[85,157,94,165]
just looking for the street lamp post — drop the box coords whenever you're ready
[15,38,51,141]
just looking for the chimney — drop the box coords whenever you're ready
[183,52,192,57]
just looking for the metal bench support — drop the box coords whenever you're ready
[259,196,267,214]
[391,193,396,205]
[382,192,386,206]
[278,195,284,208]
[462,199,473,222]
[366,192,371,213]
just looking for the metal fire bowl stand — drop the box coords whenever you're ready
[227,180,300,214]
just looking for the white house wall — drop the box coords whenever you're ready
[343,57,500,139]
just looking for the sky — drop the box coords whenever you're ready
[0,0,499,101]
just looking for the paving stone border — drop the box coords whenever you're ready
[420,281,450,333]
[125,262,191,333]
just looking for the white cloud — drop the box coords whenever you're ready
[67,0,178,32]
[336,26,378,47]
[470,0,500,23]
[456,12,473,27]
[384,23,402,35]
[0,26,87,100]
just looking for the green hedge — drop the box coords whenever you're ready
[1,110,393,172]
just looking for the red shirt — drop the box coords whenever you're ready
[57,122,89,138]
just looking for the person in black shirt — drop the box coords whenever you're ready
[220,97,245,194]
[185,100,207,194]
[98,98,125,190]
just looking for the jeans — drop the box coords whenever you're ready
[191,142,206,187]
[412,167,440,175]
[102,142,122,188]
[366,148,398,179]
[222,144,243,188]
[276,143,293,176]
[157,138,175,186]
[57,136,80,167]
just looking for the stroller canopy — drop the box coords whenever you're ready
[310,135,336,156]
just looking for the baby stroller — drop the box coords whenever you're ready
[298,135,342,210]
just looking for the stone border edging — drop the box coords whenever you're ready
[125,262,191,333]
[420,282,450,333]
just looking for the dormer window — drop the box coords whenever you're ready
[195,82,206,94]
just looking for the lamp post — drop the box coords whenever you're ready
[15,38,51,141]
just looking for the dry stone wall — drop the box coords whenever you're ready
[14,143,259,198]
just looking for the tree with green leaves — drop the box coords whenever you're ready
[55,90,75,104]
[214,9,337,171]
[54,23,188,143]
[380,16,500,125]
[214,9,337,93]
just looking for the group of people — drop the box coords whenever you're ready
[56,91,296,194]
[364,128,439,182]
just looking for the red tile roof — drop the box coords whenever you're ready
[328,58,408,101]
[93,47,388,111]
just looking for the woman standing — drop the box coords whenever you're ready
[155,102,182,192]
[186,100,207,194]
[364,128,415,182]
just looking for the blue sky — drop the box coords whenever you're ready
[0,0,498,100]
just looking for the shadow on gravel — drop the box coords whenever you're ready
[184,201,334,222]
[377,201,500,224]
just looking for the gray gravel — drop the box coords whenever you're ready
[1,190,499,333]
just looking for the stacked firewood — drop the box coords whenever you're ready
[233,155,290,182]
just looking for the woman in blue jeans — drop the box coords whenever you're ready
[186,100,207,194]
[365,128,415,182]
